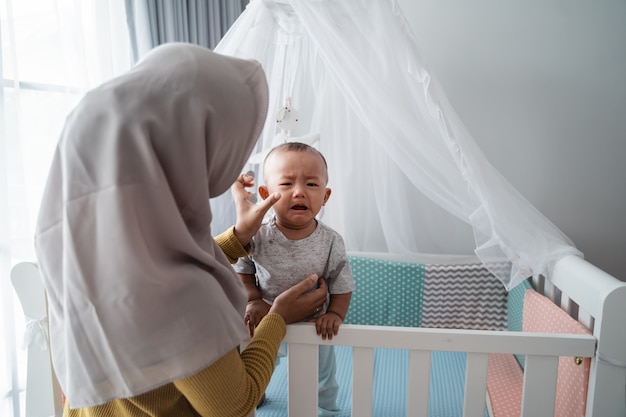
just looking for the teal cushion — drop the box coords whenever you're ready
[344,256,425,327]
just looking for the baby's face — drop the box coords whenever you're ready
[261,149,331,231]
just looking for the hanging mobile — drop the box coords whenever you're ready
[248,97,319,164]
[275,97,300,141]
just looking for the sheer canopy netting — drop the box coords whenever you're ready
[211,0,581,290]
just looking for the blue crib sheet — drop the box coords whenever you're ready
[257,345,490,417]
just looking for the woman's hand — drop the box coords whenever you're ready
[231,173,280,247]
[269,275,328,324]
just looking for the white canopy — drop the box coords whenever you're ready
[211,0,581,290]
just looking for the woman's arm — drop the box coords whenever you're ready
[174,275,328,417]
[215,226,249,264]
[173,314,285,417]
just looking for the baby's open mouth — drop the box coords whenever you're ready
[291,205,308,210]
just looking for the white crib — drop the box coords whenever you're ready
[274,254,625,417]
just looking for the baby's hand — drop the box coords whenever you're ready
[315,311,343,340]
[245,299,271,337]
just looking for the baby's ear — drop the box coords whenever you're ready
[323,188,332,205]
[258,185,270,200]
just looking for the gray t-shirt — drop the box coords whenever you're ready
[233,216,355,311]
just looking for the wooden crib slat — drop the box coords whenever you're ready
[407,350,431,417]
[287,343,318,416]
[577,307,594,330]
[520,355,558,417]
[560,293,572,315]
[351,347,374,417]
[463,352,489,417]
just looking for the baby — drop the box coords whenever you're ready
[234,141,354,416]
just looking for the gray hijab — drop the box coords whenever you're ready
[34,43,269,408]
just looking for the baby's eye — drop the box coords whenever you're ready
[279,182,292,187]
[307,183,319,187]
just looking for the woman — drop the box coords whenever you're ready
[34,43,327,417]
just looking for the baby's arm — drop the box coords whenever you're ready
[240,273,261,302]
[315,292,352,340]
[239,273,270,337]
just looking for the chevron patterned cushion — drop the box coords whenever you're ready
[345,256,425,327]
[421,263,508,330]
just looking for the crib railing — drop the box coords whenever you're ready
[282,323,596,417]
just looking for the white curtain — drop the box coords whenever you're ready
[125,0,246,62]
[213,0,582,290]
[0,1,131,415]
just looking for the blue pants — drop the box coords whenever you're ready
[277,343,340,416]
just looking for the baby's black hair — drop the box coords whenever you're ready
[264,142,328,170]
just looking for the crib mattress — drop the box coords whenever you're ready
[257,346,490,417]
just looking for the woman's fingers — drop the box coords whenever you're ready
[270,275,328,324]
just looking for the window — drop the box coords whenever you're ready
[1,1,131,415]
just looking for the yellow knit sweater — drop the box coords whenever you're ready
[63,227,286,417]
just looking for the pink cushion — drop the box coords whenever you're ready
[522,290,591,417]
[487,353,523,416]
[487,289,592,417]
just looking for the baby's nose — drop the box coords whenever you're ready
[292,185,306,197]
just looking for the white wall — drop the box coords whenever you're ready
[396,0,626,281]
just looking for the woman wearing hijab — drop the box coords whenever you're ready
[34,43,327,417]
